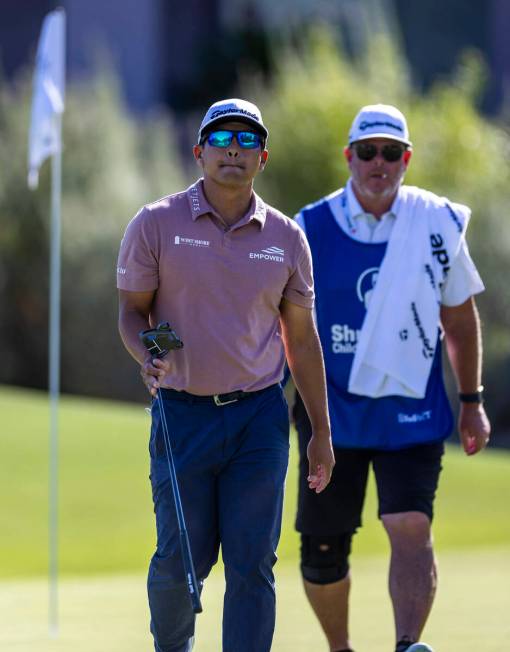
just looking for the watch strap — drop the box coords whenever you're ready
[459,386,484,403]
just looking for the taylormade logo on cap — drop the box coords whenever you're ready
[198,98,268,143]
[349,104,411,146]
[210,107,259,121]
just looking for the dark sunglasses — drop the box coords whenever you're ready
[353,141,407,162]
[203,130,263,149]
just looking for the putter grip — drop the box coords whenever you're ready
[180,531,203,614]
[139,322,183,359]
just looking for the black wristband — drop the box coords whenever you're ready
[459,386,484,404]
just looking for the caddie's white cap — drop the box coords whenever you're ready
[348,104,412,146]
[198,98,268,143]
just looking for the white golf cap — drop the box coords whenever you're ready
[348,104,412,146]
[198,98,268,143]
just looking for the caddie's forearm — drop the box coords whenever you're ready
[286,334,331,436]
[443,301,482,392]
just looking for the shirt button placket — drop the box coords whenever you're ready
[222,232,232,248]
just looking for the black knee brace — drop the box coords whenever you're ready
[300,533,352,585]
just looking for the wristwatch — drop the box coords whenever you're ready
[459,385,484,404]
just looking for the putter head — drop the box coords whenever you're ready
[139,322,183,359]
[407,644,434,652]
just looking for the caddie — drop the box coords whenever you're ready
[292,103,491,652]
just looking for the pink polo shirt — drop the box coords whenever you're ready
[117,179,314,395]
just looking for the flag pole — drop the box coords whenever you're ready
[48,111,62,637]
[27,7,66,636]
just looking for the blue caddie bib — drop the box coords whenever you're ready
[302,194,453,449]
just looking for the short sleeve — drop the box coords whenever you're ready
[294,211,306,233]
[116,208,159,291]
[441,239,485,306]
[283,227,315,309]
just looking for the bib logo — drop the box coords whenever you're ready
[330,267,379,354]
[331,324,361,354]
[356,267,379,309]
[398,410,432,424]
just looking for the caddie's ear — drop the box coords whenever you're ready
[344,146,353,164]
[403,149,412,166]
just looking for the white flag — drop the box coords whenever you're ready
[28,8,66,190]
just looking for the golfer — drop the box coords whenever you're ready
[117,98,334,652]
[293,104,491,652]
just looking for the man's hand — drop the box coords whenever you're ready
[459,403,491,456]
[307,432,335,493]
[141,357,170,397]
[279,299,334,493]
[441,298,491,456]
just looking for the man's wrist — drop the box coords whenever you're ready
[459,385,484,404]
[309,426,332,440]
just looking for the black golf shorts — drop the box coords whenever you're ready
[294,395,445,535]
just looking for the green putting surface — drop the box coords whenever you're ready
[1,385,509,650]
[1,547,509,651]
[1,385,509,578]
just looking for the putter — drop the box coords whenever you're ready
[140,322,203,614]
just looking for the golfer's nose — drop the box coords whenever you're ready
[227,146,239,157]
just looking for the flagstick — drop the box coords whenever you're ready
[27,7,65,635]
[48,112,62,637]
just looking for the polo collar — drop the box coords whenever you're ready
[187,179,212,220]
[186,179,267,229]
[251,193,267,228]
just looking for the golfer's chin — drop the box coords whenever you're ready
[216,166,250,185]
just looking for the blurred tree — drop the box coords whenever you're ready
[0,66,187,402]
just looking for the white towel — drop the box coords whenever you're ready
[348,185,470,398]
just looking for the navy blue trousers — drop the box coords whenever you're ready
[147,384,289,652]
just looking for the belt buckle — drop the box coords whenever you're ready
[213,394,238,407]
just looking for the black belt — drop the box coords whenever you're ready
[160,384,277,406]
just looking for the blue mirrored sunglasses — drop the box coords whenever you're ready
[203,130,263,149]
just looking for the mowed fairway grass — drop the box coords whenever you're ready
[1,385,509,651]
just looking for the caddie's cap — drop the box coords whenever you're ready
[198,98,268,143]
[348,104,412,146]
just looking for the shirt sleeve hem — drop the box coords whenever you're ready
[117,281,159,292]
[282,289,314,309]
[441,283,485,307]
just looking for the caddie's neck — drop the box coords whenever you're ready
[202,176,254,227]
[350,179,398,220]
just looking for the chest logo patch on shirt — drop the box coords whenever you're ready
[249,246,284,263]
[174,235,210,248]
